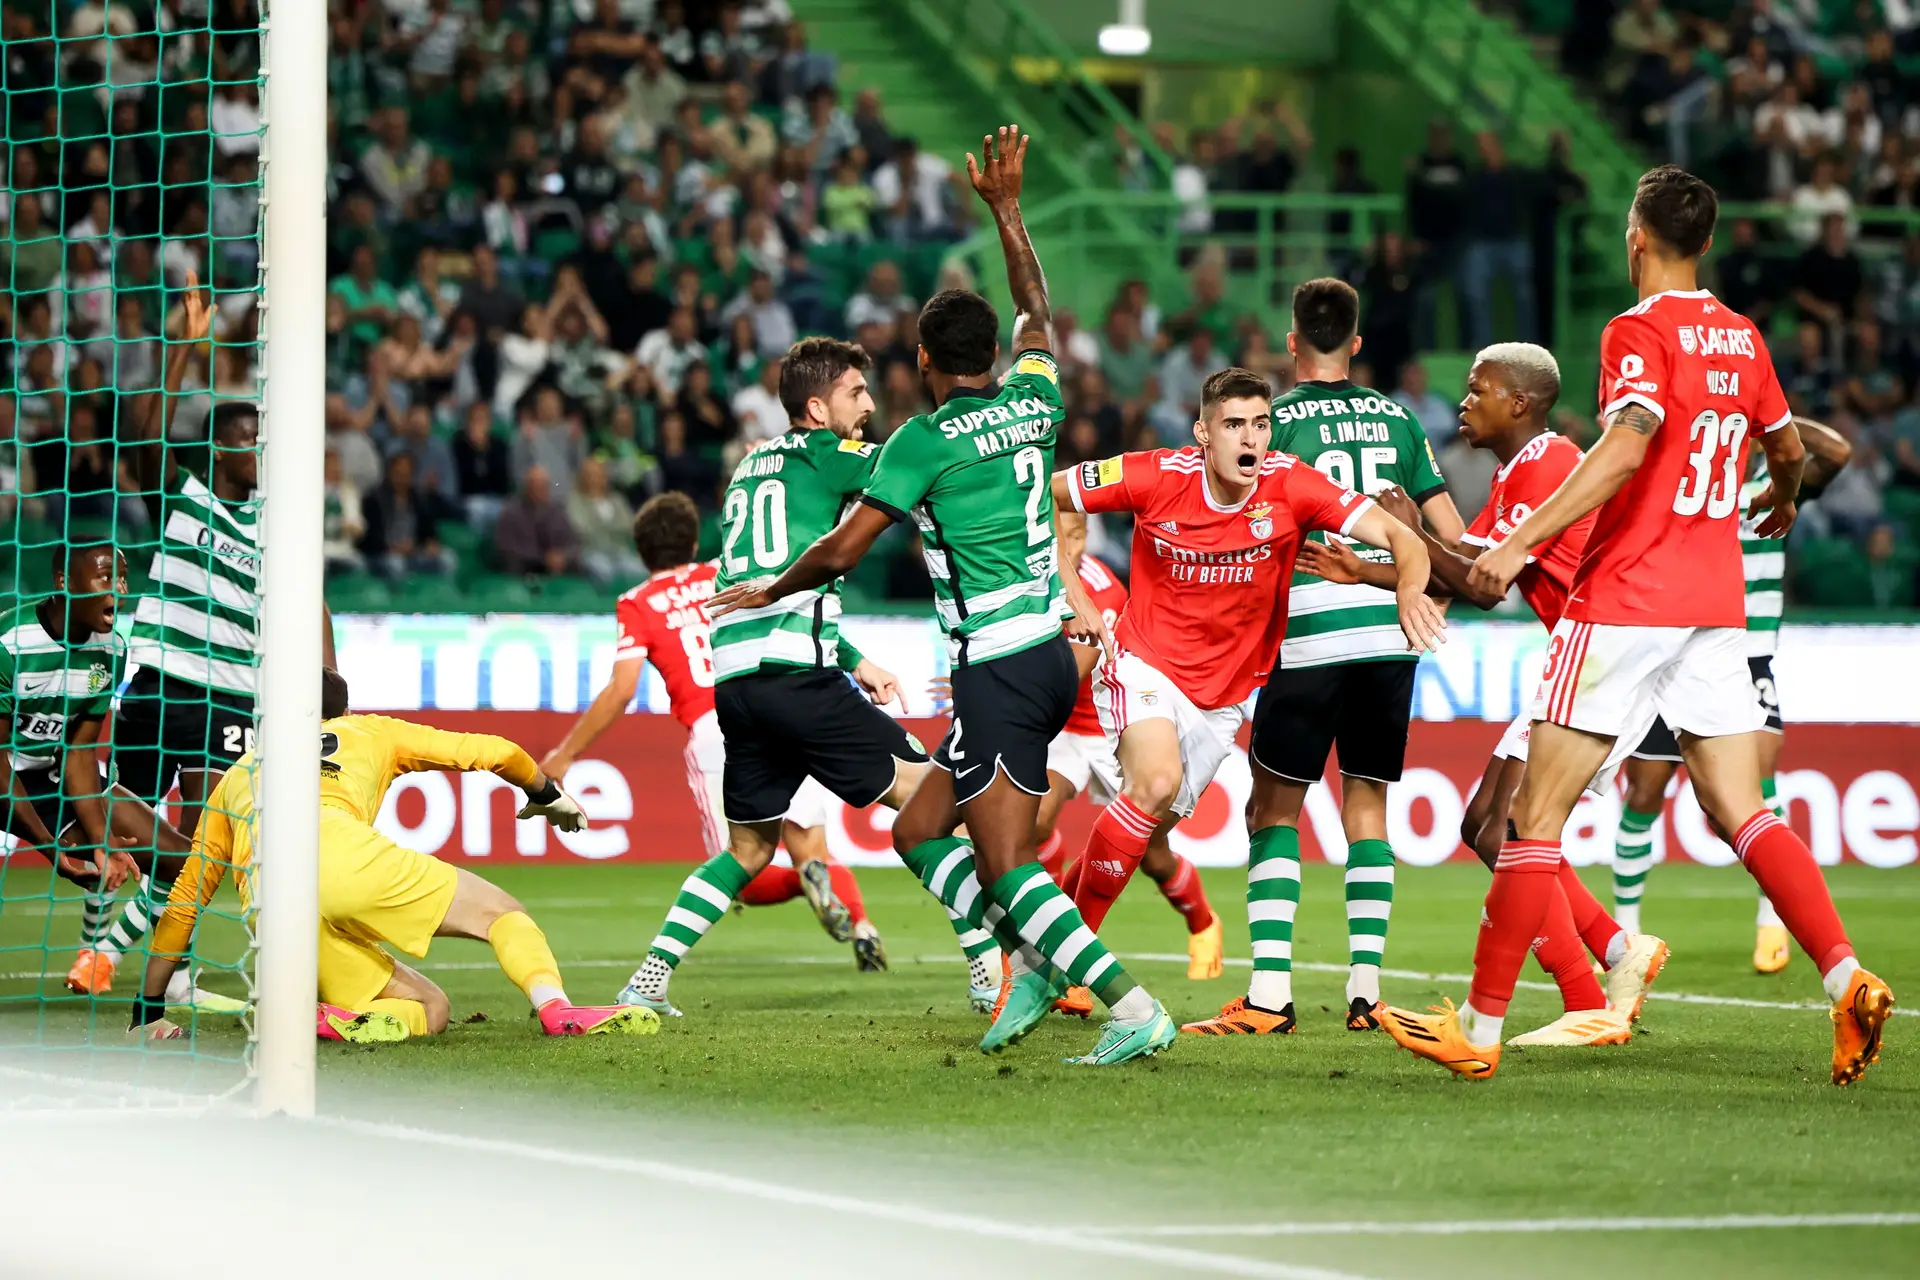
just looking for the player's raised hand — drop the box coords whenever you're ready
[707,581,776,619]
[853,658,902,709]
[1397,589,1449,654]
[178,269,213,342]
[1298,539,1365,584]
[1747,482,1798,540]
[518,785,586,832]
[967,124,1029,209]
[1467,538,1527,600]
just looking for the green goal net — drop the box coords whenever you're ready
[1,1,263,1102]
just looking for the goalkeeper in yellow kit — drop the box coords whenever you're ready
[131,669,659,1043]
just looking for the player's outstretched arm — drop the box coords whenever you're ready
[388,719,587,830]
[709,503,893,618]
[1749,416,1807,540]
[968,124,1050,354]
[132,839,228,1038]
[1376,485,1500,608]
[1347,505,1447,653]
[540,658,643,780]
[1793,416,1851,493]
[1468,406,1655,598]
[58,717,137,890]
[131,271,213,521]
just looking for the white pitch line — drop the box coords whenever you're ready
[317,1116,1368,1280]
[1112,1212,1920,1238]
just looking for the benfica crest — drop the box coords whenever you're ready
[1247,502,1274,540]
[1677,326,1698,355]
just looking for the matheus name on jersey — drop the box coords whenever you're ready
[0,602,124,770]
[862,351,1073,665]
[1273,379,1449,668]
[710,429,878,681]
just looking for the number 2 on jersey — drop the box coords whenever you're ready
[1672,409,1747,519]
[722,479,790,573]
[1013,446,1049,545]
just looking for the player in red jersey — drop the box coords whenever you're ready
[1036,512,1223,1017]
[541,492,888,971]
[1049,367,1446,990]
[1306,343,1645,1048]
[1379,166,1893,1085]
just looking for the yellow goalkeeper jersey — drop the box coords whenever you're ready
[151,714,543,957]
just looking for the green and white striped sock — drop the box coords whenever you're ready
[1612,806,1659,932]
[96,874,173,961]
[944,906,998,961]
[989,862,1148,1018]
[646,852,753,970]
[1757,776,1783,927]
[1246,825,1301,1012]
[899,837,1029,961]
[79,888,116,949]
[1344,838,1394,1004]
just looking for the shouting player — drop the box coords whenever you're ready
[714,126,1173,1066]
[1042,510,1222,1016]
[1608,417,1852,972]
[134,668,648,1042]
[1306,343,1654,1047]
[619,338,930,1016]
[540,491,887,971]
[1380,165,1894,1085]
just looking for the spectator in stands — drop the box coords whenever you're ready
[1609,0,1679,96]
[1780,319,1839,417]
[390,402,461,506]
[732,356,788,442]
[1794,212,1867,347]
[702,2,765,84]
[512,386,587,501]
[562,115,623,220]
[1460,131,1536,348]
[819,150,877,241]
[713,79,778,172]
[454,401,514,530]
[1361,230,1418,390]
[327,392,385,496]
[636,305,709,395]
[1096,305,1155,407]
[493,300,556,419]
[1878,233,1920,376]
[1169,126,1217,236]
[655,408,722,508]
[495,462,582,577]
[1,195,62,294]
[1073,367,1127,458]
[461,243,528,340]
[871,135,956,242]
[1864,522,1917,608]
[568,456,646,585]
[360,106,433,221]
[791,84,859,176]
[1406,121,1468,348]
[676,360,738,451]
[361,451,456,581]
[721,268,797,358]
[1153,328,1215,444]
[1810,426,1886,541]
[851,87,893,164]
[845,259,916,335]
[323,447,366,578]
[1713,217,1783,325]
[1842,318,1904,422]
[1394,361,1457,447]
[1789,153,1859,244]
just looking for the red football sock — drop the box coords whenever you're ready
[1059,857,1084,898]
[737,865,802,907]
[1072,795,1157,932]
[1468,840,1563,1018]
[827,862,868,926]
[1534,882,1607,1012]
[1157,854,1215,934]
[1037,830,1067,883]
[1556,859,1624,966]
[1735,811,1853,975]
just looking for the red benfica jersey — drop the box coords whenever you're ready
[1570,289,1791,628]
[615,561,719,729]
[1063,554,1129,736]
[1068,447,1370,709]
[1461,432,1594,630]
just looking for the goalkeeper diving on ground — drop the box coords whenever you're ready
[132,668,659,1043]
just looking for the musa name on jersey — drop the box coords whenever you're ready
[128,468,261,697]
[861,351,1072,665]
[711,429,878,681]
[1273,380,1448,668]
[0,602,124,770]
[1738,450,1782,655]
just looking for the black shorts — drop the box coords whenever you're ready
[6,767,96,884]
[715,667,929,824]
[1750,654,1784,734]
[1250,658,1416,784]
[931,634,1079,805]
[112,667,256,802]
[1630,716,1682,762]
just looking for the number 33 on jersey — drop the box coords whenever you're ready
[1570,288,1792,629]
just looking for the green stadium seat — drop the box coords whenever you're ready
[531,227,582,264]
[530,576,605,613]
[1882,489,1920,544]
[326,574,393,612]
[395,576,471,613]
[468,575,537,613]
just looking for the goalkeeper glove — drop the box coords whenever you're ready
[517,778,586,832]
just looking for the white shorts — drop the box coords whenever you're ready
[1493,713,1532,762]
[1092,651,1250,818]
[1045,730,1121,805]
[1530,621,1764,744]
[686,710,834,858]
[1494,699,1638,796]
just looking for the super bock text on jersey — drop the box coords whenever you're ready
[0,601,124,853]
[709,429,926,823]
[863,350,1078,804]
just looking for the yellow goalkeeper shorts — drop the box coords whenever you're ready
[317,920,396,1011]
[317,809,460,960]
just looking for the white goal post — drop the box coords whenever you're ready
[255,0,328,1117]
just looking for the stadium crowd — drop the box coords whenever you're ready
[1,0,1917,607]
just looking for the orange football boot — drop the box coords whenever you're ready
[65,949,116,996]
[1831,968,1895,1087]
[1054,985,1094,1018]
[1378,999,1501,1080]
[1180,996,1296,1035]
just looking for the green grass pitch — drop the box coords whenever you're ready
[4,860,1917,1278]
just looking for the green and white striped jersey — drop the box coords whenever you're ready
[0,601,124,770]
[711,428,878,682]
[861,351,1073,666]
[1273,380,1448,668]
[1740,452,1782,656]
[128,468,262,698]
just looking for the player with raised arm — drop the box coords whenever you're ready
[1606,417,1853,973]
[1379,166,1894,1085]
[1179,281,1460,1036]
[134,668,647,1042]
[67,276,334,997]
[539,491,888,971]
[712,126,1174,1066]
[1303,344,1651,1047]
[618,338,931,1017]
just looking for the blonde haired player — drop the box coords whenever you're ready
[132,669,657,1042]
